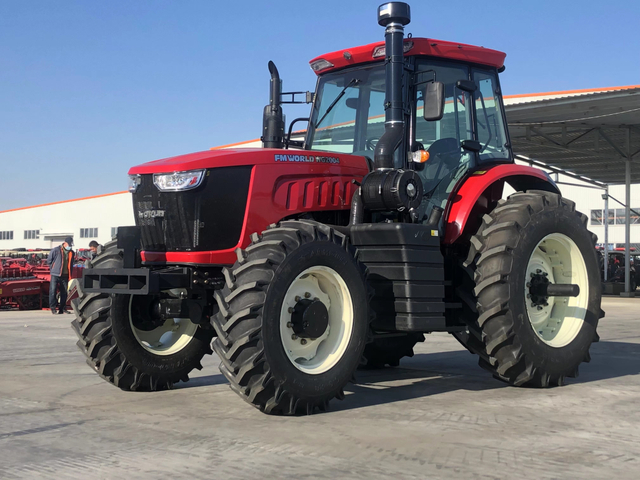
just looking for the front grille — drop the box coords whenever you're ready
[133,166,252,252]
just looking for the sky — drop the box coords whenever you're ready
[1,0,638,210]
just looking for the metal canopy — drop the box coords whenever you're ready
[505,86,640,185]
[504,85,640,296]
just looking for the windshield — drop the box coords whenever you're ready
[306,65,386,157]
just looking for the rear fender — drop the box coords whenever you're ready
[443,164,560,245]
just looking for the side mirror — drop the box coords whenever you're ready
[423,81,445,121]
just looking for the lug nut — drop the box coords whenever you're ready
[287,322,293,328]
[304,292,311,298]
[288,307,294,314]
[536,269,542,274]
[526,294,531,299]
[291,334,298,340]
[295,296,301,302]
[537,306,543,311]
[526,282,531,288]
[301,339,307,345]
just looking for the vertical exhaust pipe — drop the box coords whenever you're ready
[358,3,422,220]
[373,2,411,170]
[262,61,285,149]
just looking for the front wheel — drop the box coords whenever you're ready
[71,240,214,391]
[211,221,372,415]
[464,191,603,387]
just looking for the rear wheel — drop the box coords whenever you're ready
[211,221,372,415]
[459,191,603,386]
[71,240,214,391]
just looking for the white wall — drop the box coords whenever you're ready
[0,192,135,250]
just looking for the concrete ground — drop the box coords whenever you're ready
[1,297,639,479]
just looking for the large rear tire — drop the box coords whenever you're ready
[71,240,214,391]
[459,191,603,387]
[211,221,372,415]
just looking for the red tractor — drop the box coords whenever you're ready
[73,3,603,414]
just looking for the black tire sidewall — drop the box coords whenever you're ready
[261,240,369,400]
[110,294,211,377]
[508,205,600,376]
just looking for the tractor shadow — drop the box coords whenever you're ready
[335,340,640,412]
[174,374,227,389]
[337,350,504,412]
[171,341,640,409]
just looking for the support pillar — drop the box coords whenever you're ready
[622,127,634,297]
[603,187,609,281]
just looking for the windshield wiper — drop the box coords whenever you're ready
[315,78,359,129]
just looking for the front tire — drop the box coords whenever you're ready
[211,221,372,415]
[71,240,214,391]
[463,191,603,386]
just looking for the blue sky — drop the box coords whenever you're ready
[1,0,638,210]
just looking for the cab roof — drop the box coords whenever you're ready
[309,37,506,74]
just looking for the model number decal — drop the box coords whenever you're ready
[138,210,165,219]
[274,154,340,164]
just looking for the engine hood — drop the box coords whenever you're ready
[128,148,369,175]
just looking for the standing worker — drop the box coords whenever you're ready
[47,236,75,314]
[88,240,102,260]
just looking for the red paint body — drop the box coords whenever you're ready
[125,37,554,267]
[443,165,553,244]
[309,37,506,74]
[130,147,553,265]
[131,149,368,265]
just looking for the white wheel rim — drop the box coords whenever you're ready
[279,266,354,375]
[129,296,198,356]
[525,233,589,348]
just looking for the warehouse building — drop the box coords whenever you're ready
[0,192,134,251]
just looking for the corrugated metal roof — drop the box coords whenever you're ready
[505,86,640,185]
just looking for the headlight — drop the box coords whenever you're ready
[153,170,205,192]
[128,174,141,193]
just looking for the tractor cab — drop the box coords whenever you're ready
[304,44,511,223]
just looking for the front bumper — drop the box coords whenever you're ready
[82,267,191,295]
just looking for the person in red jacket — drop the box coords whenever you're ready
[47,237,75,314]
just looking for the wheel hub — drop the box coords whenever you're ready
[290,298,329,339]
[131,298,166,331]
[528,270,550,309]
[524,233,589,347]
[279,265,354,375]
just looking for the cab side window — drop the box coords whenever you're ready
[473,69,509,162]
[414,61,474,223]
